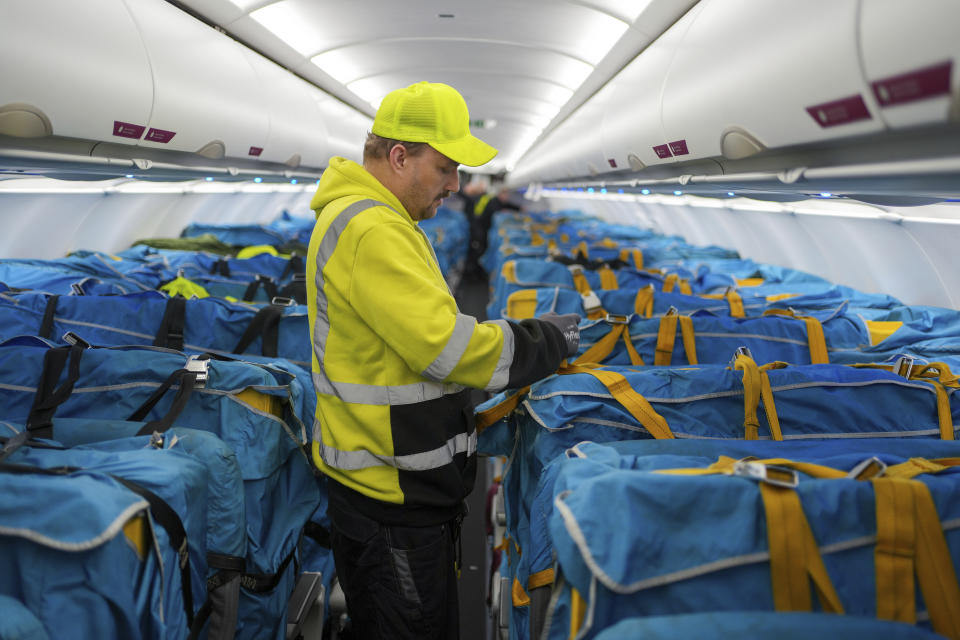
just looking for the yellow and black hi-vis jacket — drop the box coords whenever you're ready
[307,157,567,525]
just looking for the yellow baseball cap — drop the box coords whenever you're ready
[372,81,498,167]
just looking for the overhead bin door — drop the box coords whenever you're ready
[859,0,960,130]
[600,3,702,171]
[661,0,884,162]
[241,49,328,168]
[0,0,153,144]
[121,0,270,161]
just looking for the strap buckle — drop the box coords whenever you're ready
[62,332,90,349]
[846,456,887,481]
[567,264,585,276]
[580,290,603,314]
[892,355,915,379]
[185,355,209,388]
[732,460,799,488]
[70,283,85,296]
[604,313,630,325]
[730,345,753,367]
[270,296,295,307]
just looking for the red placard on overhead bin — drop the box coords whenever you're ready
[113,121,145,139]
[653,144,673,159]
[668,140,689,156]
[249,147,264,157]
[805,95,871,127]
[871,60,952,107]
[145,128,176,143]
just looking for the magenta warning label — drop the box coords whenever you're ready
[652,144,673,159]
[113,121,145,139]
[805,95,871,127]
[668,140,689,156]
[145,128,176,143]
[872,60,952,107]
[249,147,264,157]
[607,158,617,168]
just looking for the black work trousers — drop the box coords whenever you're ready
[329,491,460,639]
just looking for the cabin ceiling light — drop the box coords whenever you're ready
[249,2,319,57]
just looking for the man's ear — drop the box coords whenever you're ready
[387,143,408,173]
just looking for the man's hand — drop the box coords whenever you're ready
[540,312,581,358]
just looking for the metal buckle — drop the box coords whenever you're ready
[604,313,630,325]
[185,355,209,388]
[732,460,799,488]
[846,456,887,481]
[892,355,915,379]
[270,296,295,307]
[567,264,585,276]
[580,290,602,313]
[730,345,753,367]
[62,332,90,348]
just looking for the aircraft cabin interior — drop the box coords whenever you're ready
[1,1,959,639]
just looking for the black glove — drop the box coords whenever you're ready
[540,312,581,359]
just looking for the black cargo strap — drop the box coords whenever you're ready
[232,304,283,357]
[27,342,88,433]
[38,295,60,339]
[279,254,304,281]
[202,553,244,640]
[0,462,197,632]
[279,274,307,305]
[241,275,278,303]
[153,296,187,351]
[238,547,296,593]
[303,520,331,549]
[209,258,231,278]
[127,367,198,436]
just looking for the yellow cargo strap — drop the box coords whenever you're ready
[865,320,904,345]
[763,308,829,364]
[559,363,674,439]
[634,285,655,318]
[700,288,746,318]
[736,277,765,287]
[767,293,799,302]
[885,457,960,479]
[654,309,698,366]
[159,276,210,299]
[872,477,960,637]
[575,317,645,366]
[502,260,518,283]
[512,577,530,607]
[598,237,619,248]
[547,238,558,253]
[236,244,280,259]
[505,289,539,320]
[530,231,546,247]
[656,456,848,481]
[618,247,644,270]
[528,568,555,590]
[597,265,619,290]
[662,273,693,295]
[569,587,588,640]
[572,241,589,259]
[476,386,531,434]
[760,482,845,613]
[734,352,783,440]
[850,361,958,440]
[570,268,592,295]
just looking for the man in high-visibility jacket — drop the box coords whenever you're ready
[307,81,580,639]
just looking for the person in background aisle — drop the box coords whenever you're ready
[306,80,580,640]
[469,185,523,280]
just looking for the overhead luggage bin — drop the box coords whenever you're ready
[122,0,270,161]
[0,0,153,144]
[661,0,884,162]
[600,4,702,171]
[859,0,960,130]
[241,49,328,168]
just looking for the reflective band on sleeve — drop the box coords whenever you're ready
[484,319,514,391]
[319,429,477,471]
[423,313,475,382]
[312,371,464,406]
